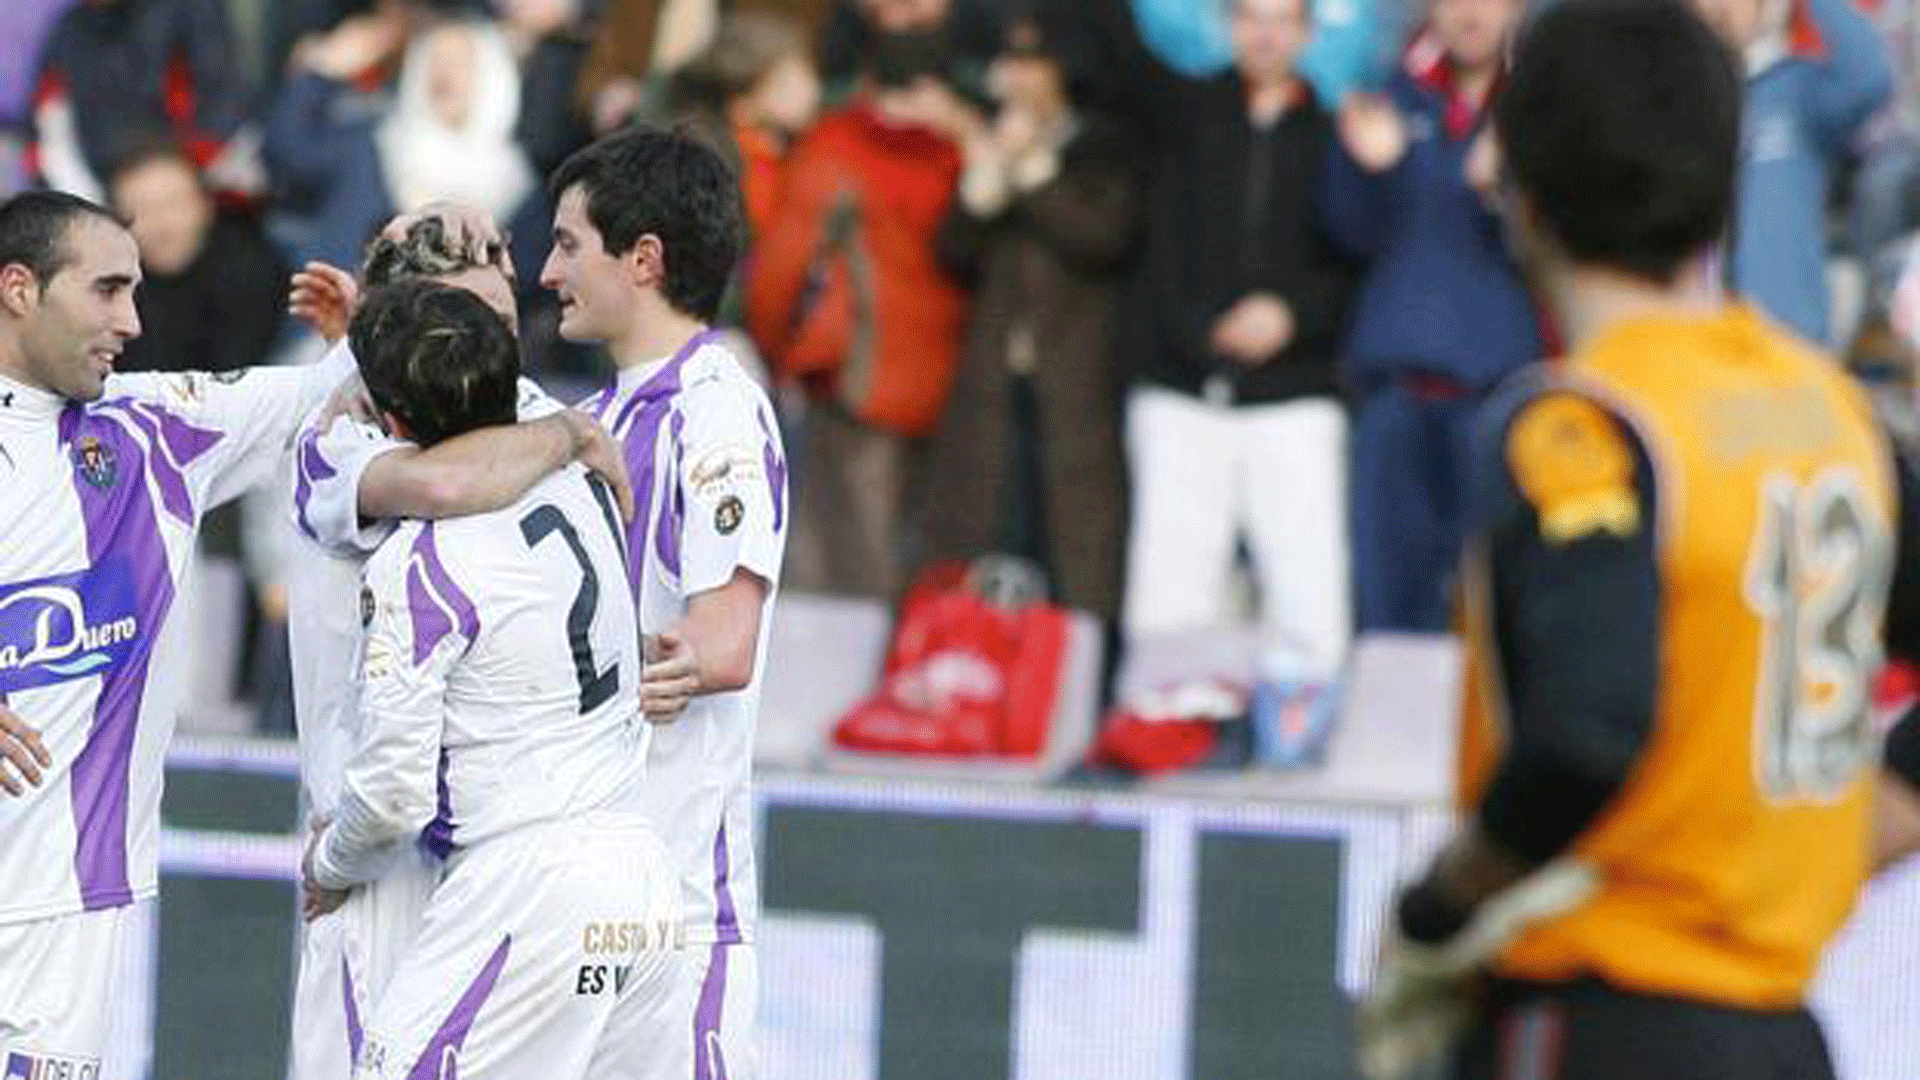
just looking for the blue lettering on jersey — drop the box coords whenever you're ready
[0,562,143,694]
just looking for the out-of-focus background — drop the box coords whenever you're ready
[22,0,1920,1076]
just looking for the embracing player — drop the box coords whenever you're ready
[282,216,637,1080]
[0,191,352,1074]
[301,279,685,1080]
[1360,2,1920,1078]
[282,126,785,1076]
[541,127,786,1079]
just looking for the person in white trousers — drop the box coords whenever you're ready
[1115,0,1357,765]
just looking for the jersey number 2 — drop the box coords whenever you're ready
[1746,471,1889,802]
[522,504,620,713]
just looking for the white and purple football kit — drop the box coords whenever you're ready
[309,464,686,1080]
[283,358,562,1080]
[580,330,787,1080]
[0,353,349,1072]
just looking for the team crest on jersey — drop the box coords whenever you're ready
[715,495,745,536]
[5,1049,102,1080]
[360,584,377,628]
[73,436,117,489]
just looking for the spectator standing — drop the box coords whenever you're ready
[30,0,249,201]
[1119,0,1357,758]
[745,31,972,599]
[265,13,533,269]
[1693,0,1893,345]
[921,3,1136,623]
[1326,0,1539,635]
[665,10,823,244]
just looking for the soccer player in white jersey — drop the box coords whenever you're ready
[0,190,352,1073]
[283,218,635,1080]
[542,127,787,1080]
[301,279,686,1080]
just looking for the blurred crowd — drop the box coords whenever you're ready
[12,0,1919,762]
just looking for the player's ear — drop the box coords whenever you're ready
[0,262,41,319]
[380,409,414,442]
[627,234,665,292]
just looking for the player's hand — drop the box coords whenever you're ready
[641,631,701,721]
[1339,93,1409,174]
[1357,931,1478,1080]
[382,202,510,276]
[0,704,51,797]
[563,411,636,523]
[301,816,350,922]
[1358,860,1599,1079]
[289,261,360,345]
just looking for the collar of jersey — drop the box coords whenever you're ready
[612,328,724,403]
[0,370,68,423]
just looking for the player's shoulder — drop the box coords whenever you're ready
[677,343,777,437]
[1473,364,1649,536]
[679,338,770,404]
[514,376,564,421]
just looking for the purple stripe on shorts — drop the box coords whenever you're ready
[61,405,177,909]
[757,409,786,534]
[293,425,337,542]
[711,822,740,943]
[692,942,731,1080]
[343,955,365,1063]
[405,935,512,1080]
[419,749,455,857]
[405,525,479,665]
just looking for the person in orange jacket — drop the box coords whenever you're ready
[744,29,974,600]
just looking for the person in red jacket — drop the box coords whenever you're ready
[745,30,973,600]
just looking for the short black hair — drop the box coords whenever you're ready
[548,126,744,323]
[1495,0,1741,284]
[0,191,127,284]
[349,279,519,448]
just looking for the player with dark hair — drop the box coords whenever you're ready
[280,208,646,1080]
[1359,1,1920,1077]
[0,189,354,1073]
[302,279,686,1080]
[544,124,786,1080]
[348,281,520,446]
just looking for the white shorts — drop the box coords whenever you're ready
[355,813,688,1080]
[687,941,759,1080]
[290,843,439,1080]
[0,904,143,1080]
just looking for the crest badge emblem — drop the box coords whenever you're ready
[74,436,117,489]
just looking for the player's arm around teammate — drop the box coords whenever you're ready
[286,209,634,557]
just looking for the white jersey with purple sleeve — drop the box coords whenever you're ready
[284,352,561,816]
[0,350,351,926]
[310,464,650,889]
[582,331,787,945]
